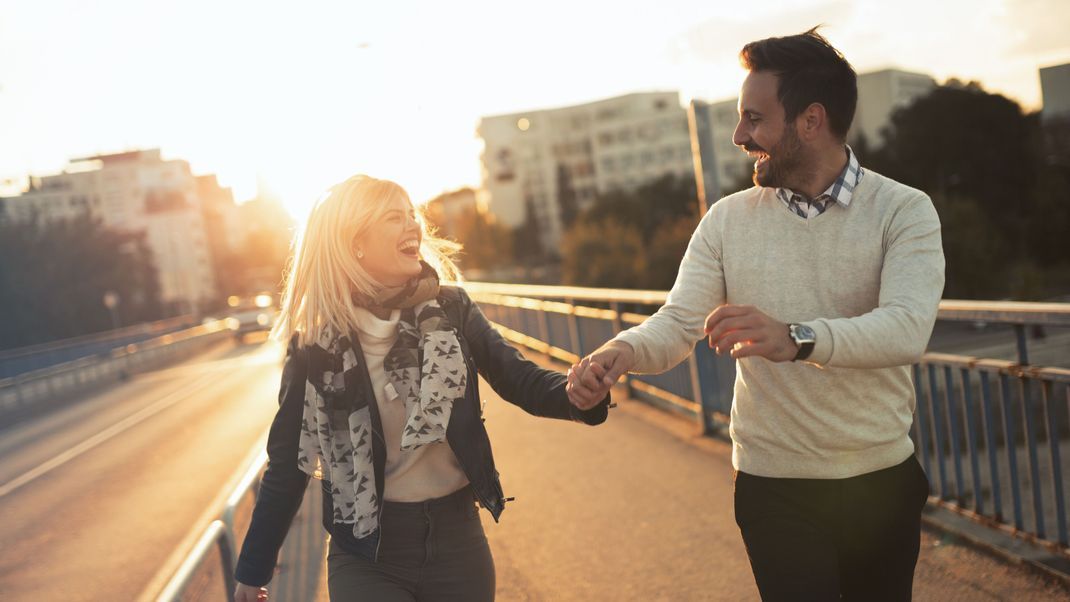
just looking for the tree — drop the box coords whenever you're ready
[560,173,699,289]
[561,220,646,288]
[452,209,512,273]
[865,82,1069,299]
[0,214,162,350]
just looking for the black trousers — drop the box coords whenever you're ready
[327,486,495,601]
[734,455,930,602]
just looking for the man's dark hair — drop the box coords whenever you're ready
[739,27,857,140]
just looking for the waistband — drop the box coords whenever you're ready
[381,485,477,517]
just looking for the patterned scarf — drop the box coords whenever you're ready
[297,262,468,538]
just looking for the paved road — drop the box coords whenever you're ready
[0,336,284,602]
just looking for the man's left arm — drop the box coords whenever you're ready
[802,193,945,368]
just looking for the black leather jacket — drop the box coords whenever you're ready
[234,286,610,586]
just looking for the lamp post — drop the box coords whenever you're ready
[103,290,120,330]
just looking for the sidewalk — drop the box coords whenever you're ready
[288,352,1070,601]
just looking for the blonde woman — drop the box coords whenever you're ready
[232,175,610,602]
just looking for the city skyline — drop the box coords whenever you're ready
[2,0,1068,220]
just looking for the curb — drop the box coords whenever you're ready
[920,504,1070,591]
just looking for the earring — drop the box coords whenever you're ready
[356,249,364,259]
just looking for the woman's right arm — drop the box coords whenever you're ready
[233,333,312,588]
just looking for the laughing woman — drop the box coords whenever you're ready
[232,175,610,602]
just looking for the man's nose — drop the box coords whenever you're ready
[732,122,748,148]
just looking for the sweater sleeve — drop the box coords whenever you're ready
[802,192,945,368]
[614,203,726,374]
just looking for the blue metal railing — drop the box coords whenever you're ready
[0,315,197,379]
[464,282,1070,554]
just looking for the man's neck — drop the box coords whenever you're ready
[788,144,849,199]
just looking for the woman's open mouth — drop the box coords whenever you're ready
[398,239,420,258]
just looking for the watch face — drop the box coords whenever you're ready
[793,324,816,342]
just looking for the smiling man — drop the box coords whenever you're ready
[566,28,946,601]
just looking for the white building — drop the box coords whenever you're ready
[1040,62,1070,121]
[1,149,219,314]
[850,68,936,149]
[689,68,936,203]
[477,91,694,252]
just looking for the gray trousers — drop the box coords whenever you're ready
[327,486,495,601]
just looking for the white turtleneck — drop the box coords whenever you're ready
[351,307,469,502]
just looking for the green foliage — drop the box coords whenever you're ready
[562,174,699,288]
[865,82,1070,300]
[452,209,513,272]
[0,215,162,350]
[562,219,646,288]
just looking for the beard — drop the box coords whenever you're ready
[750,124,807,189]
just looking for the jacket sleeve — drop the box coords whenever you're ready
[457,287,609,425]
[234,333,312,587]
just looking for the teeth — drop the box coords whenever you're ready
[399,240,419,251]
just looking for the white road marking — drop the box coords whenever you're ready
[0,373,223,499]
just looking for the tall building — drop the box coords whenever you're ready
[850,68,936,149]
[2,149,219,314]
[477,91,694,252]
[1040,62,1070,121]
[1039,63,1070,162]
[689,68,936,203]
[688,98,754,208]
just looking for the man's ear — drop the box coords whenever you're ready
[797,102,827,141]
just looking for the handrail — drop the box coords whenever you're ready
[465,281,1070,326]
[155,450,268,602]
[0,314,197,359]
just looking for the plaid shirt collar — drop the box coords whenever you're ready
[775,146,864,218]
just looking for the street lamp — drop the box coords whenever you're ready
[103,290,121,330]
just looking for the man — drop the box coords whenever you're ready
[567,28,944,601]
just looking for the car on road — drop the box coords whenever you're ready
[224,294,277,340]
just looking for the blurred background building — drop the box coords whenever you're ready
[1,150,220,314]
[477,91,694,252]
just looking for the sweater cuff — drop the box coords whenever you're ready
[801,319,834,366]
[612,331,643,367]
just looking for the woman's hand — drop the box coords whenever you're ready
[234,583,268,602]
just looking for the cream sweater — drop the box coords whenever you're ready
[616,171,945,479]
[352,308,470,501]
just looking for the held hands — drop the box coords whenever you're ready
[704,304,797,362]
[566,340,635,410]
[235,583,268,602]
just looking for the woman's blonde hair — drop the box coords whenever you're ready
[271,174,461,347]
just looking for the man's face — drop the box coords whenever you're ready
[732,70,807,189]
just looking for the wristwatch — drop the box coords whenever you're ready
[788,323,816,361]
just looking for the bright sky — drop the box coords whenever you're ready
[1,0,1068,219]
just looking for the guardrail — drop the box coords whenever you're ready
[155,450,267,602]
[0,320,232,416]
[463,281,1070,556]
[0,315,198,379]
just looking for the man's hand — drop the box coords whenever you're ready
[704,304,797,362]
[566,340,635,409]
[235,583,268,602]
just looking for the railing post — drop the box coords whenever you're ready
[1014,324,1030,365]
[609,301,633,397]
[565,297,583,357]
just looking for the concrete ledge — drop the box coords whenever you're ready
[921,504,1070,589]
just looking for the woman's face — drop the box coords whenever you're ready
[356,194,423,287]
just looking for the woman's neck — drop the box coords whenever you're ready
[367,306,393,320]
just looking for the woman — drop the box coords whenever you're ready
[233,175,610,602]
